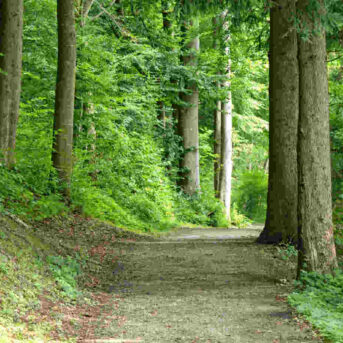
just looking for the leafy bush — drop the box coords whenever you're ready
[46,255,82,299]
[0,166,67,220]
[175,190,229,227]
[289,270,343,342]
[231,170,268,222]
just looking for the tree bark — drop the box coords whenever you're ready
[213,17,221,197]
[219,12,232,222]
[82,0,95,20]
[0,0,23,168]
[178,20,200,195]
[53,0,77,195]
[214,97,221,195]
[297,0,337,275]
[257,0,299,244]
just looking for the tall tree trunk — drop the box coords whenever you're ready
[53,0,77,196]
[219,12,232,222]
[213,17,221,197]
[0,0,23,168]
[297,0,337,275]
[178,20,200,195]
[257,0,298,244]
[158,0,172,128]
[214,97,221,195]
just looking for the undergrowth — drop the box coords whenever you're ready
[0,216,84,342]
[289,269,343,343]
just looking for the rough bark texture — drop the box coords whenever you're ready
[0,0,23,167]
[178,21,200,195]
[53,0,77,194]
[297,0,337,275]
[257,0,299,244]
[218,12,232,222]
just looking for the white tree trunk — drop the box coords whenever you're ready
[219,12,233,223]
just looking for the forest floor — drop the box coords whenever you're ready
[25,218,324,343]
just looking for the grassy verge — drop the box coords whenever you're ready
[0,215,86,342]
[287,222,343,343]
[288,269,343,343]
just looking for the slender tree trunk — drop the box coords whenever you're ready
[257,0,298,244]
[162,0,171,32]
[213,17,221,197]
[158,0,171,128]
[214,97,221,195]
[53,0,77,195]
[297,0,337,275]
[82,0,95,21]
[219,12,232,222]
[178,20,200,195]
[0,0,23,168]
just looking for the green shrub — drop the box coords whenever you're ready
[46,255,82,299]
[289,270,343,342]
[231,170,267,222]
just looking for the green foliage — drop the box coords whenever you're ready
[277,244,298,261]
[289,270,343,342]
[1,0,272,233]
[0,166,67,220]
[230,204,251,228]
[175,191,229,227]
[46,255,82,299]
[231,170,268,222]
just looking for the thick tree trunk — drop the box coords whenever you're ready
[219,12,232,222]
[53,0,77,195]
[178,20,200,195]
[0,0,23,168]
[297,0,337,275]
[257,0,298,244]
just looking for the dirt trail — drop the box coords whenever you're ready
[78,226,321,343]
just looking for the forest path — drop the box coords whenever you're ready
[76,226,322,343]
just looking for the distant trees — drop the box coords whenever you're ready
[52,0,77,195]
[0,0,24,168]
[257,0,298,244]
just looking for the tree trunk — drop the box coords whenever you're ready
[213,17,221,197]
[214,97,221,196]
[297,0,337,275]
[162,0,171,32]
[178,20,200,195]
[257,0,298,244]
[0,0,23,168]
[53,0,77,195]
[82,0,95,19]
[219,12,232,222]
[158,0,172,128]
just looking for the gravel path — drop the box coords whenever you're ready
[82,227,322,343]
